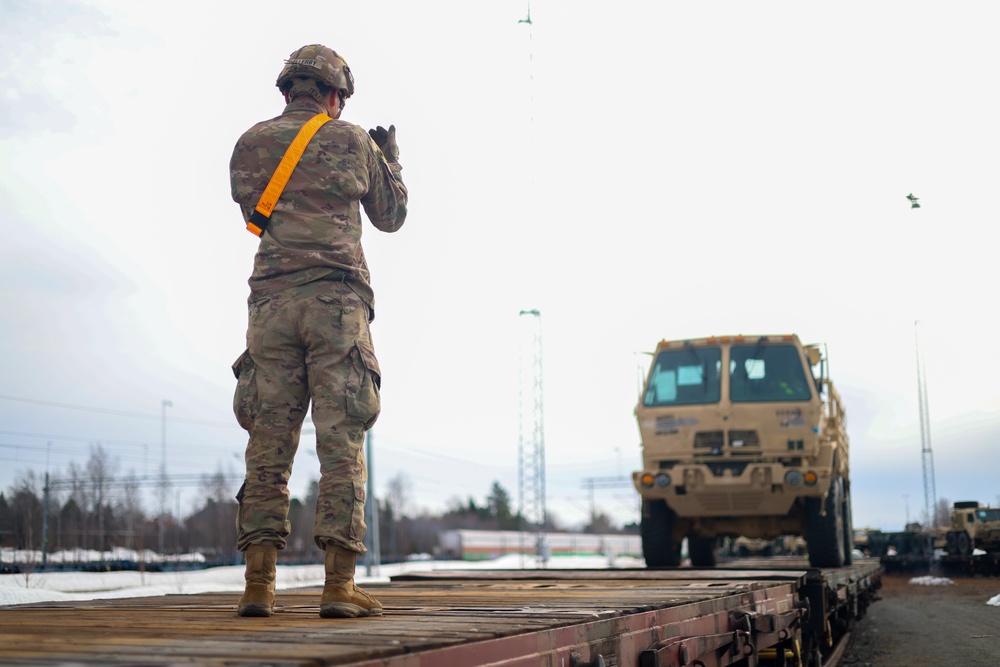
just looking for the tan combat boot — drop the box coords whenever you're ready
[237,543,278,617]
[319,545,383,618]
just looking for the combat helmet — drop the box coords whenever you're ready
[276,44,354,98]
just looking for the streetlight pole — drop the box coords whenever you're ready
[159,399,172,554]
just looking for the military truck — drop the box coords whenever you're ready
[944,501,1000,556]
[633,334,853,568]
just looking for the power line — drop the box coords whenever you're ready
[0,394,234,428]
[45,472,244,491]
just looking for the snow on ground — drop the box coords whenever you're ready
[0,554,645,607]
[910,575,1000,607]
[909,576,955,586]
[7,555,1000,609]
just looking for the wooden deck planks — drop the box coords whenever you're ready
[0,567,870,666]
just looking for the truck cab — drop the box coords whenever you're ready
[633,334,853,568]
[945,501,1000,556]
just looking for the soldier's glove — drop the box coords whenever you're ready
[368,125,399,163]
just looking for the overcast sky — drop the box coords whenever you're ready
[2,0,998,534]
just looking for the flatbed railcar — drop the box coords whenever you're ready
[0,559,881,667]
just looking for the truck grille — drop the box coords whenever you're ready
[696,493,767,512]
[728,430,760,448]
[693,430,761,455]
[694,431,725,449]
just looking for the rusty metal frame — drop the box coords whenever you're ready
[341,582,804,667]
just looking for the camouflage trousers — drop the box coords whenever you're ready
[232,279,380,554]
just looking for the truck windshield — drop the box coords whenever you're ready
[730,344,812,402]
[643,347,722,406]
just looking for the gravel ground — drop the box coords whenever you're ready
[840,573,1000,666]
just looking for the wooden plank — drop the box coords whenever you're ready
[0,565,880,666]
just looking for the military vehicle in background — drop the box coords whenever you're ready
[731,536,776,558]
[943,501,1000,556]
[727,535,807,558]
[633,334,853,568]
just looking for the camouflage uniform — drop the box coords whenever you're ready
[230,95,407,554]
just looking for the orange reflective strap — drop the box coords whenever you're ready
[246,113,332,237]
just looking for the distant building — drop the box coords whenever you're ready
[439,529,641,561]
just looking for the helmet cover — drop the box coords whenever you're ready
[276,44,354,98]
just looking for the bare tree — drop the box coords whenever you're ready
[10,471,42,550]
[189,463,240,563]
[9,472,42,587]
[936,497,953,529]
[387,473,411,519]
[85,444,119,553]
[386,473,411,560]
[118,470,144,551]
[584,511,616,534]
[65,461,89,551]
[201,464,236,505]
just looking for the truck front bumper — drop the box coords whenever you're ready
[633,463,831,518]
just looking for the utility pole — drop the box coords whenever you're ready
[159,399,172,554]
[42,442,51,569]
[42,472,50,569]
[914,321,937,531]
[915,321,938,572]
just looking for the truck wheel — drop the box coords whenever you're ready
[688,536,717,567]
[946,532,958,555]
[641,500,681,567]
[806,477,846,568]
[957,532,972,557]
[842,484,854,565]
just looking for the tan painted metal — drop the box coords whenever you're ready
[633,334,850,541]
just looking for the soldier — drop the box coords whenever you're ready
[229,44,407,618]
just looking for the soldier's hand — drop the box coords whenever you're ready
[368,125,399,163]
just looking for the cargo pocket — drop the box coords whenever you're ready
[232,349,259,431]
[348,479,367,543]
[346,339,381,430]
[235,480,247,543]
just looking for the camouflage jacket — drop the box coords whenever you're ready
[230,97,408,316]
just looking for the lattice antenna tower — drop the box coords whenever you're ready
[518,309,547,565]
[915,320,938,529]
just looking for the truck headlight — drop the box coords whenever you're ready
[640,472,672,489]
[784,470,804,487]
[803,471,818,486]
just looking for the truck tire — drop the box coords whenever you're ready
[688,536,717,567]
[806,477,846,568]
[842,483,854,565]
[957,532,972,557]
[641,500,681,567]
[946,532,958,555]
[953,501,980,509]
